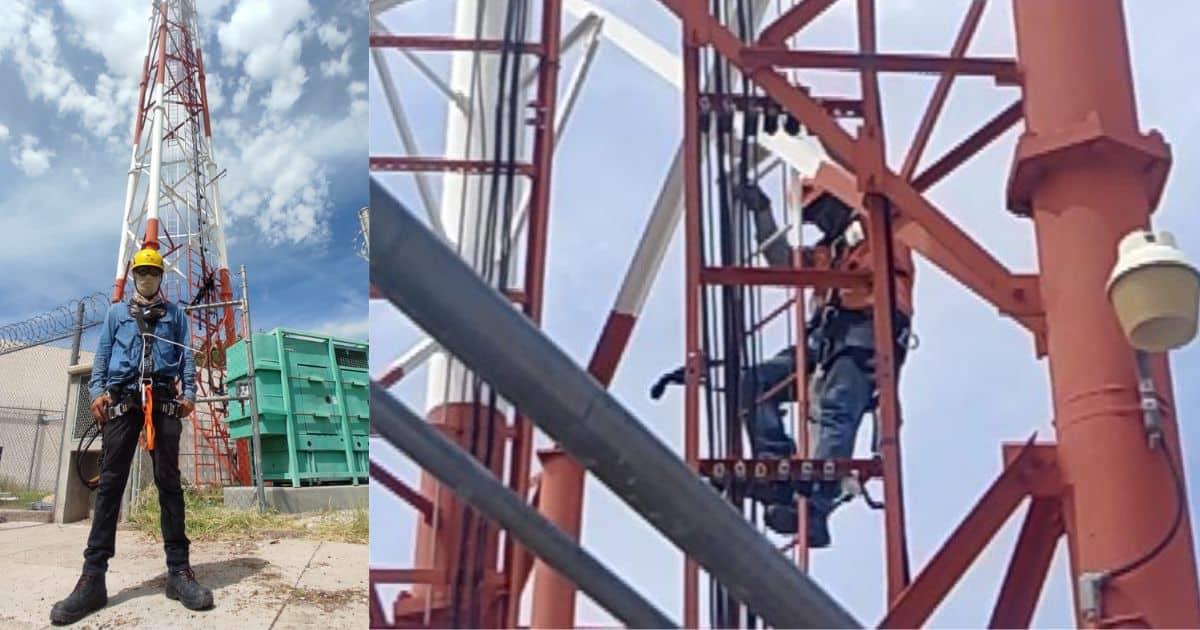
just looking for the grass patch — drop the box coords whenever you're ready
[130,485,368,545]
[0,476,49,508]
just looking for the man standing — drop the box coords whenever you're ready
[737,182,914,547]
[51,247,214,625]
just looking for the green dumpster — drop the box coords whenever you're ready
[224,328,368,487]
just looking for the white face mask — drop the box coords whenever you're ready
[134,272,162,299]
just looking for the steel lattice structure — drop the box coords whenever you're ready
[371,1,1200,628]
[110,0,244,487]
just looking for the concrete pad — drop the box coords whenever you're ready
[0,509,52,523]
[224,485,368,513]
[295,541,368,591]
[273,597,368,629]
[0,523,367,629]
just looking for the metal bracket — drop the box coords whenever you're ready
[1079,571,1106,622]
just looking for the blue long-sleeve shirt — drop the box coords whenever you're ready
[88,300,196,401]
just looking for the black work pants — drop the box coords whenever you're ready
[82,407,190,575]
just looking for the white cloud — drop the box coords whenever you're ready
[205,72,226,113]
[231,77,251,114]
[263,62,308,112]
[311,314,369,340]
[197,0,235,22]
[11,134,54,176]
[60,0,150,79]
[71,166,90,188]
[317,22,350,49]
[0,3,134,145]
[0,123,9,142]
[218,0,314,113]
[349,81,367,98]
[321,46,352,78]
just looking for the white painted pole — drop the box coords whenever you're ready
[424,0,522,412]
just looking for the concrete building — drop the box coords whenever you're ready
[0,345,94,492]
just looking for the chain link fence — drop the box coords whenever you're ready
[0,342,90,510]
[0,405,64,499]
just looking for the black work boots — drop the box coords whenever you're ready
[50,569,212,625]
[165,567,214,611]
[50,573,107,625]
[763,504,832,549]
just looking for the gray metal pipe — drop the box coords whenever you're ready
[369,178,859,629]
[371,382,676,629]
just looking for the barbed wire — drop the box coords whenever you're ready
[0,292,109,357]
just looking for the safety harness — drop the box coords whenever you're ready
[76,300,178,491]
[128,300,171,451]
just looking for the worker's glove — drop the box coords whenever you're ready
[734,182,771,213]
[650,359,722,400]
[650,367,686,400]
[177,398,195,418]
[90,393,111,426]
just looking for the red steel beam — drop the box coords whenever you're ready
[368,34,545,55]
[900,0,987,180]
[371,568,444,584]
[879,438,1039,628]
[740,49,1019,82]
[370,576,389,628]
[700,265,871,290]
[989,497,1065,629]
[519,0,566,625]
[371,460,434,524]
[759,0,840,45]
[370,157,535,176]
[912,100,1024,192]
[853,0,910,596]
[865,192,911,601]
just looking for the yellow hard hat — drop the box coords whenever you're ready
[131,247,165,272]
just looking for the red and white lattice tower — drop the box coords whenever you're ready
[108,0,246,487]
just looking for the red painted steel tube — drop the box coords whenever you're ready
[521,0,569,626]
[407,403,507,625]
[989,497,1064,628]
[196,48,213,138]
[864,194,911,602]
[368,34,545,55]
[371,459,434,524]
[701,266,871,290]
[529,449,584,628]
[880,440,1038,628]
[900,0,987,180]
[740,49,1019,82]
[912,100,1023,193]
[1010,1,1200,625]
[758,0,839,45]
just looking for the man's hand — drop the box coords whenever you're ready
[177,398,195,417]
[90,393,111,426]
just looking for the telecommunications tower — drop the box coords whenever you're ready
[110,0,244,486]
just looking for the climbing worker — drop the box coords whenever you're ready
[735,180,914,547]
[51,247,213,625]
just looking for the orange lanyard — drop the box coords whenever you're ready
[142,382,156,451]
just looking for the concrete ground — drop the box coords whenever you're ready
[0,521,367,629]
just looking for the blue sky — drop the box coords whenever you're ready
[0,0,367,350]
[371,1,1200,626]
